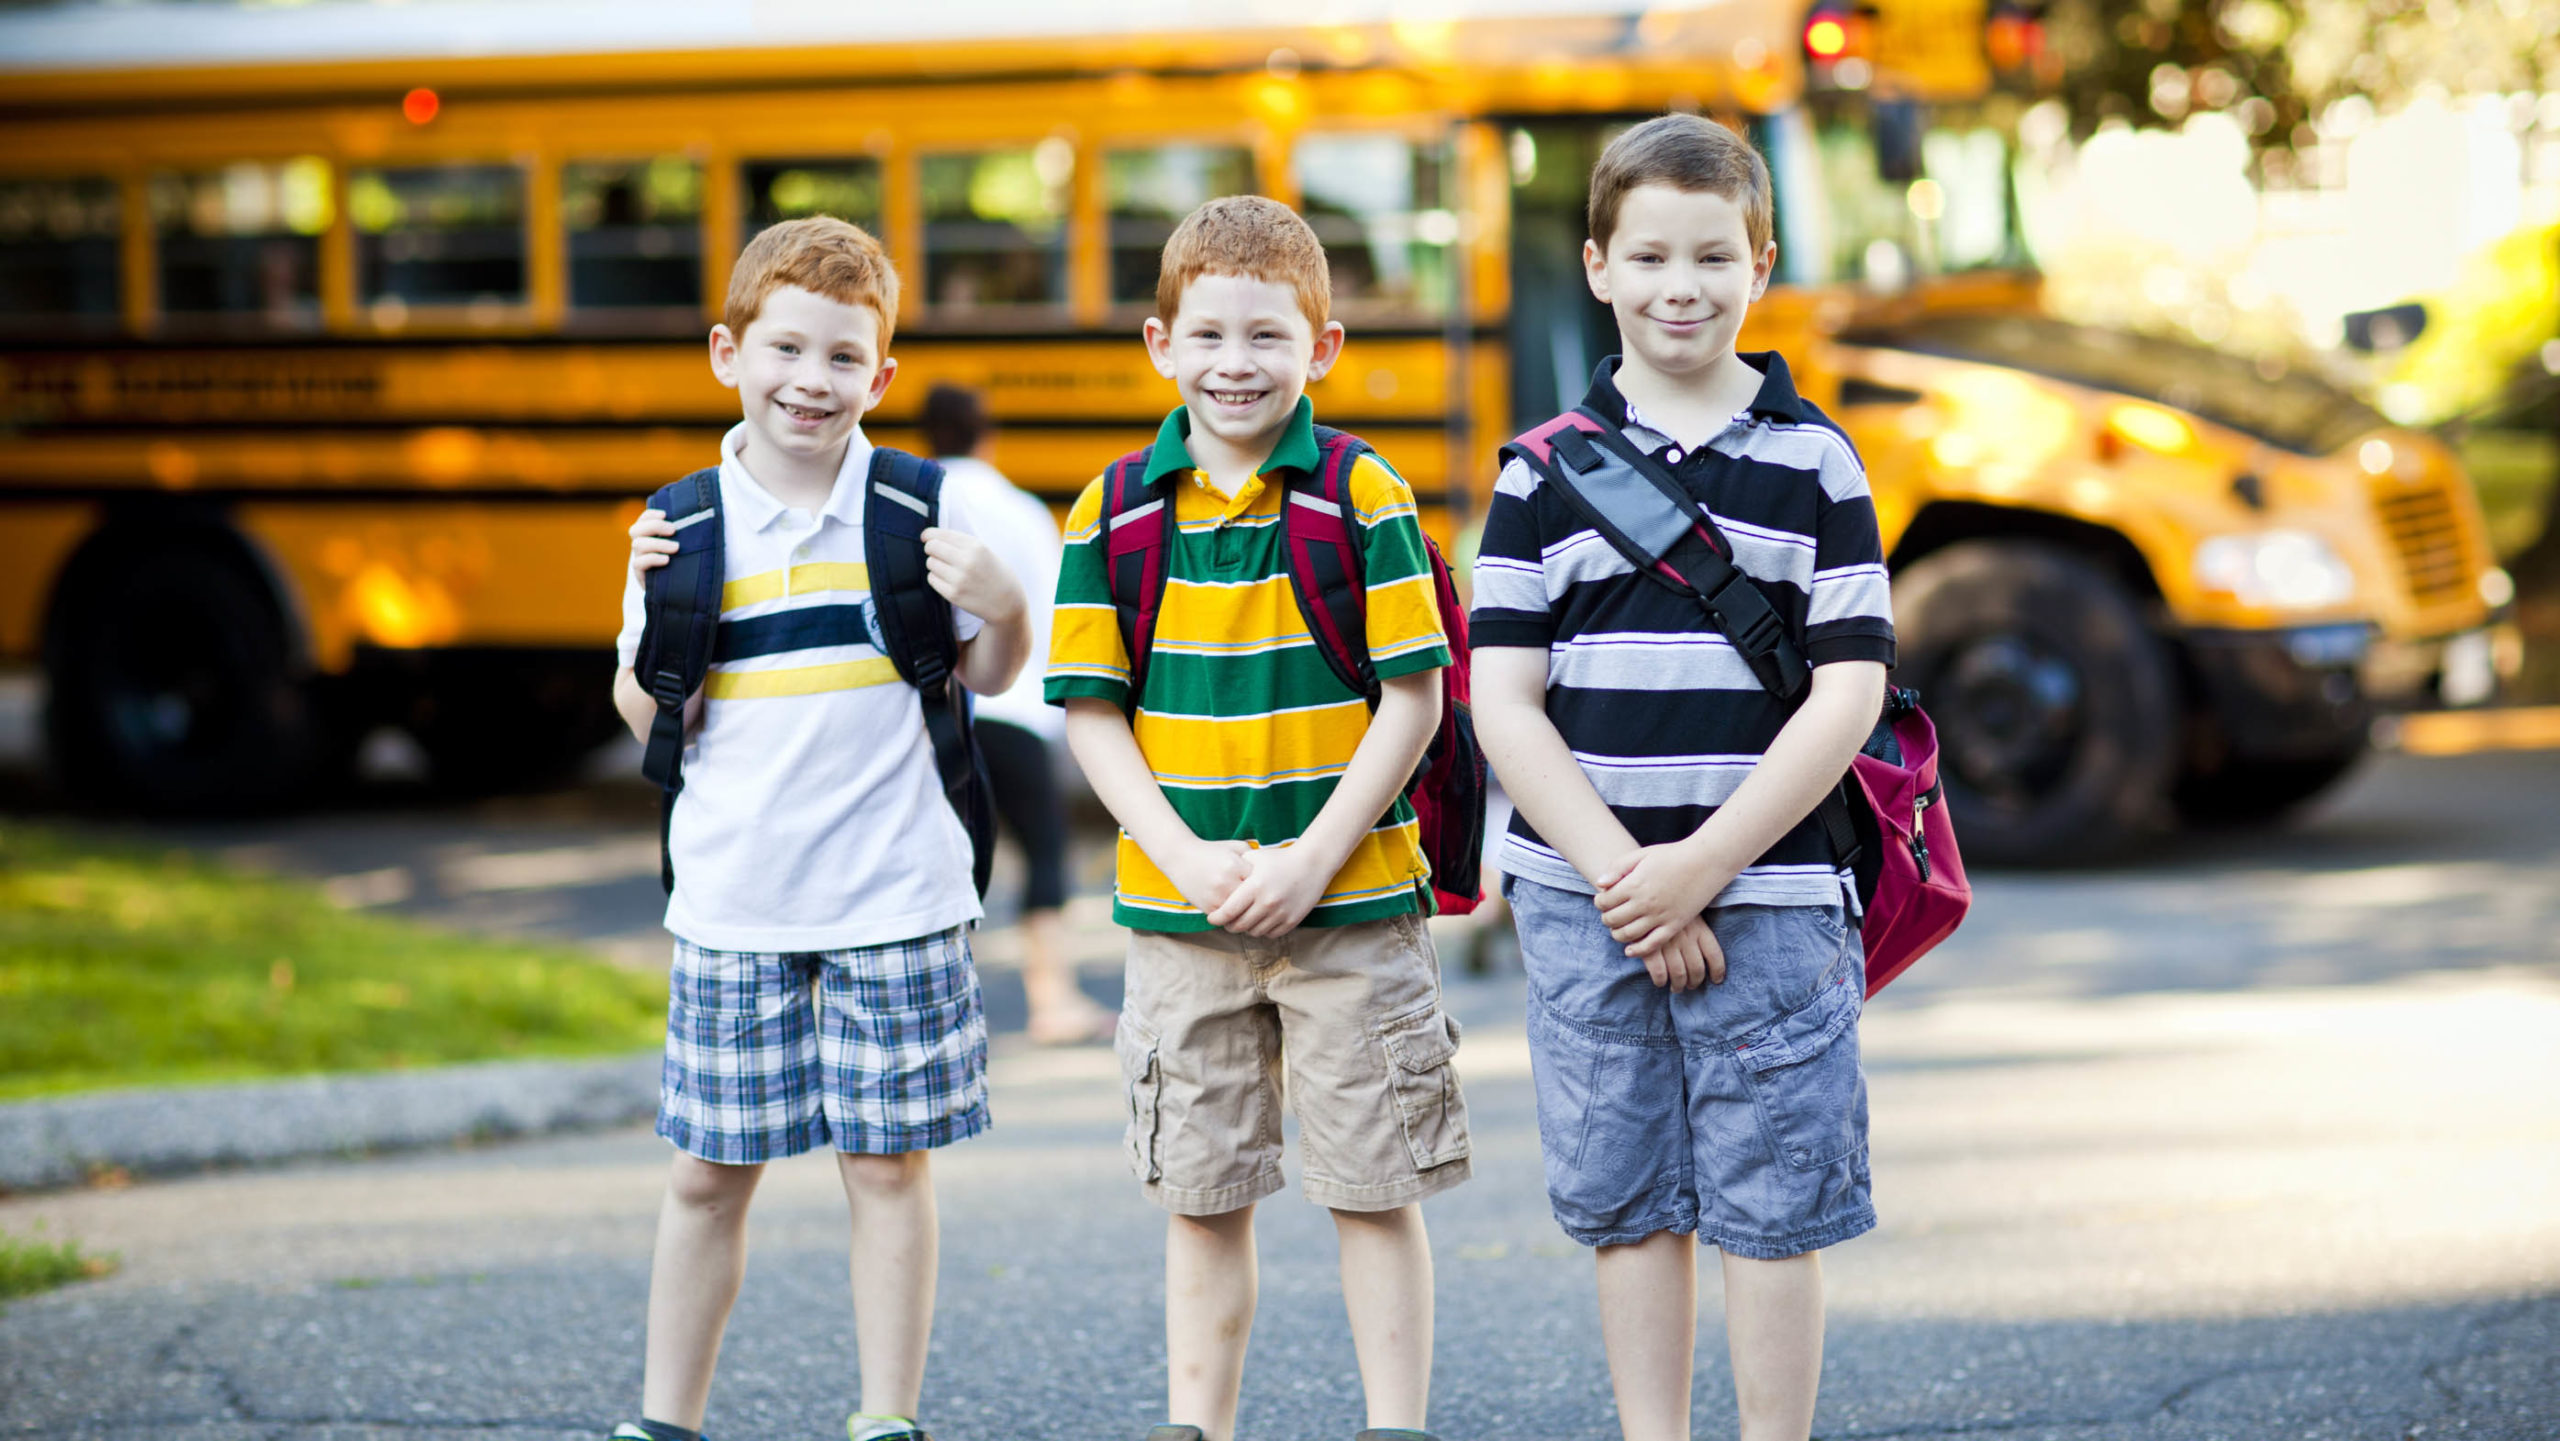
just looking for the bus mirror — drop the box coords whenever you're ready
[2342,303,2428,353]
[1871,99,1922,183]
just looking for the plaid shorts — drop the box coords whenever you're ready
[659,927,991,1163]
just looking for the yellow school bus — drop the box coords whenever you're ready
[0,1,2505,859]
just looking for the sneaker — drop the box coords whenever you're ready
[847,1422,932,1441]
[1143,1429,1208,1441]
[609,1427,708,1441]
[1354,1431,1442,1441]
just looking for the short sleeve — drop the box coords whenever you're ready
[1466,456,1556,650]
[1344,452,1450,682]
[615,557,645,669]
[1043,474,1132,709]
[1797,426,1895,668]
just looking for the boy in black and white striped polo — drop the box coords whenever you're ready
[1469,114,1894,1441]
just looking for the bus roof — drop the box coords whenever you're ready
[0,0,1794,108]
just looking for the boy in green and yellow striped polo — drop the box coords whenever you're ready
[1046,197,1469,1441]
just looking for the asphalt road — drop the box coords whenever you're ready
[4,744,2557,1439]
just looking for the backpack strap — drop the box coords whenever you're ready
[1101,446,1175,710]
[1280,427,1378,699]
[635,465,724,893]
[863,445,995,898]
[1504,412,1860,871]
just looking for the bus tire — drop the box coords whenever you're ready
[44,534,329,812]
[2175,748,2364,826]
[1891,539,2178,866]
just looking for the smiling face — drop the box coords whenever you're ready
[1584,182,1776,381]
[709,284,896,476]
[1144,271,1344,465]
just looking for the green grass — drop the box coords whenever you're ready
[0,1224,115,1301]
[0,824,667,1102]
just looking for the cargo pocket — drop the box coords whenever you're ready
[1115,1010,1164,1183]
[1378,1005,1471,1171]
[1729,965,1866,1170]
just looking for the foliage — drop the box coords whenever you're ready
[0,824,667,1101]
[0,1224,115,1302]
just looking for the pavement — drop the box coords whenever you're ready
[3,718,2558,1437]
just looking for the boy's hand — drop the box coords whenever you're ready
[1640,914,1725,990]
[1164,837,1255,916]
[628,509,678,583]
[1594,840,1736,955]
[921,527,1026,625]
[1206,842,1332,938]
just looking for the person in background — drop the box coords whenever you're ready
[922,382,1117,1045]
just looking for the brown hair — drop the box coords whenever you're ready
[1155,195,1331,330]
[921,382,989,458]
[723,215,900,345]
[1587,114,1774,257]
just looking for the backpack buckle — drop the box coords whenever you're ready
[648,668,690,708]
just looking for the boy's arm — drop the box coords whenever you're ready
[610,506,702,745]
[1595,658,1886,953]
[1206,668,1438,937]
[1470,646,1640,882]
[1062,697,1252,913]
[924,486,1030,696]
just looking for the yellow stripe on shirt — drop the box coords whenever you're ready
[723,562,870,611]
[705,655,900,699]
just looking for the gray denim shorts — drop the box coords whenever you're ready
[1507,875,1875,1259]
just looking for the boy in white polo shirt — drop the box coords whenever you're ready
[608,217,1029,1441]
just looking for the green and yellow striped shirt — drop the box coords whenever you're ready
[1046,400,1451,932]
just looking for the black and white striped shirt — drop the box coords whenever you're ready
[1469,353,1896,908]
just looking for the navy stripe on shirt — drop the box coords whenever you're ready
[714,603,873,663]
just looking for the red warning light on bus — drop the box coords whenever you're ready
[402,87,439,125]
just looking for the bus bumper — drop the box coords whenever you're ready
[2182,623,2373,761]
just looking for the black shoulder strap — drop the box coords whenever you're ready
[636,465,723,894]
[864,446,995,898]
[1536,412,1812,705]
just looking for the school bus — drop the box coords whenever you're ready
[0,1,2506,861]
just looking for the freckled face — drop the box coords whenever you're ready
[1586,184,1775,378]
[1144,273,1343,452]
[711,285,895,465]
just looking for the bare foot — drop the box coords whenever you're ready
[1025,998,1117,1046]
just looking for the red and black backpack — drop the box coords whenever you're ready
[1099,426,1488,915]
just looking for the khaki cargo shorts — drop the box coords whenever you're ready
[1116,912,1473,1215]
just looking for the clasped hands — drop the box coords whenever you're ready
[1593,837,1741,991]
[1164,836,1334,939]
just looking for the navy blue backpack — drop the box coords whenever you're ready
[630,448,995,898]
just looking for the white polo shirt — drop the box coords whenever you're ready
[617,422,987,952]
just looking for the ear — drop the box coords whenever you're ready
[865,354,898,409]
[1304,320,1347,383]
[1751,240,1778,301]
[1583,237,1611,304]
[707,324,741,389]
[1142,315,1178,380]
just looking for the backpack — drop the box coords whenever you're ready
[1503,408,1968,995]
[632,447,996,900]
[1100,427,1489,915]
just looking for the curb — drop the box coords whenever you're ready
[0,1052,660,1193]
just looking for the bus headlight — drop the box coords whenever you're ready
[2195,531,2357,609]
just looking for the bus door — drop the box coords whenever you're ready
[1502,121,1623,431]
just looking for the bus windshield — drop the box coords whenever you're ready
[1841,312,2388,457]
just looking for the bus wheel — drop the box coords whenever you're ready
[44,536,326,812]
[2175,749,2365,826]
[1892,539,2178,866]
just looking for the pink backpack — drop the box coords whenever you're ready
[1505,411,1968,994]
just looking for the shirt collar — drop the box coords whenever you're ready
[1580,351,1811,434]
[718,421,876,532]
[1140,395,1321,486]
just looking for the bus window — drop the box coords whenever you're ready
[920,143,1071,317]
[743,158,884,234]
[1293,135,1456,317]
[148,158,329,329]
[349,164,527,312]
[563,157,703,315]
[0,176,120,331]
[1105,143,1254,306]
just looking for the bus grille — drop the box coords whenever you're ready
[2370,475,2472,606]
